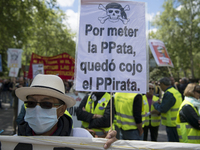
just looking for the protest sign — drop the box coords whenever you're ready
[0,136,200,150]
[75,0,148,93]
[27,53,75,79]
[9,67,19,77]
[149,39,174,67]
[7,48,23,68]
[32,64,44,78]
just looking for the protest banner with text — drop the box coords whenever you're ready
[0,136,200,150]
[28,53,75,79]
[75,0,148,93]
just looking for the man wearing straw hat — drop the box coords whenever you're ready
[15,74,117,149]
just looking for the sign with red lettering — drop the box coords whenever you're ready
[28,53,75,79]
[149,39,174,67]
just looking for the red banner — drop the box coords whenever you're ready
[28,53,75,80]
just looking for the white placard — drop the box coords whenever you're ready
[7,48,23,68]
[9,67,19,77]
[75,0,148,93]
[32,64,44,78]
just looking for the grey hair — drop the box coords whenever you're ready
[149,83,155,88]
[159,77,171,86]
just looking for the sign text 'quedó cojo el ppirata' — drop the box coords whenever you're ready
[75,1,148,93]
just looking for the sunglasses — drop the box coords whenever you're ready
[149,88,154,90]
[24,101,62,109]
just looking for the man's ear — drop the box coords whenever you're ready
[57,104,67,118]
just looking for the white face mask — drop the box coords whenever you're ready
[24,105,62,134]
[91,94,97,101]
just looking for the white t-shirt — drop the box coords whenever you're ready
[71,128,93,138]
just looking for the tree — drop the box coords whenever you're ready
[0,0,76,76]
[151,0,200,79]
[0,0,34,75]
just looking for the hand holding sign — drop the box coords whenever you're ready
[104,130,118,149]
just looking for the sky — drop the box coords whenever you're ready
[57,0,165,34]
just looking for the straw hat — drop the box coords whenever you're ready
[16,74,76,108]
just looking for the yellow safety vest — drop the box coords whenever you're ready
[64,110,72,118]
[143,95,160,127]
[143,95,149,126]
[161,87,182,127]
[114,92,145,130]
[176,99,200,143]
[82,93,113,134]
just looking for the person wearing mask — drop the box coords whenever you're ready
[143,83,161,141]
[114,92,144,140]
[153,77,182,142]
[176,83,200,143]
[76,92,114,138]
[14,74,117,149]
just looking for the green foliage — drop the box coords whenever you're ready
[149,67,169,81]
[150,0,200,80]
[0,0,76,76]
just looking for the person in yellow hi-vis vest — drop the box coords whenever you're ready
[76,92,114,138]
[176,83,200,143]
[153,77,182,142]
[114,92,144,140]
[143,83,161,141]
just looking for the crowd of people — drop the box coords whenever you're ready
[0,74,200,148]
[76,76,200,144]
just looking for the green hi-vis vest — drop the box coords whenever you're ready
[161,87,182,127]
[82,93,113,134]
[143,95,149,126]
[114,93,145,130]
[176,100,200,143]
[64,110,72,118]
[143,95,160,127]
